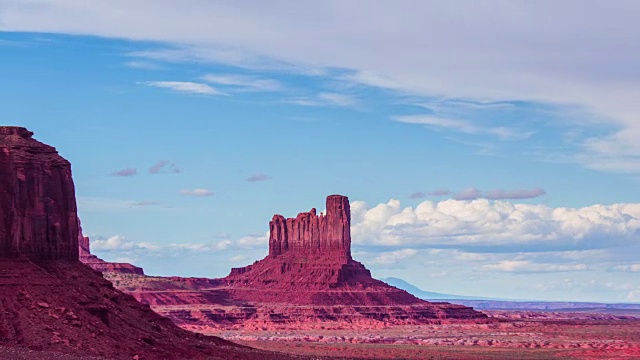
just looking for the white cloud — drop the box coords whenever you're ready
[393,115,479,134]
[89,234,266,257]
[370,248,417,265]
[286,92,358,108]
[91,235,136,251]
[149,160,181,174]
[214,240,232,250]
[237,232,269,249]
[481,260,589,273]
[350,198,640,250]
[180,188,214,197]
[392,115,534,141]
[201,74,282,92]
[610,264,640,272]
[229,255,247,262]
[124,60,160,70]
[140,81,226,95]
[452,187,546,200]
[5,1,640,171]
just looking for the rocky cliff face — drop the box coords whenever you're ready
[269,195,351,258]
[0,127,78,261]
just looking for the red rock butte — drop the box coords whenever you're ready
[0,126,78,260]
[269,194,351,258]
[105,195,488,331]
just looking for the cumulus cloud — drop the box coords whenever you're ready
[91,235,137,251]
[149,160,181,174]
[350,198,640,251]
[140,81,226,95]
[111,168,137,177]
[180,188,214,197]
[245,173,271,182]
[481,260,589,273]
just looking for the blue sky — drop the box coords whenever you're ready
[2,1,640,302]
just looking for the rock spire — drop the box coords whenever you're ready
[269,194,351,258]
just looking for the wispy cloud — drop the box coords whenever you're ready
[124,60,161,70]
[481,260,589,273]
[453,187,482,200]
[149,160,181,174]
[6,1,640,174]
[392,115,534,140]
[393,115,479,134]
[610,264,640,272]
[132,200,159,207]
[370,248,417,265]
[92,235,136,251]
[409,191,426,199]
[246,173,271,182]
[111,168,137,177]
[453,187,546,200]
[429,189,452,196]
[180,188,214,197]
[140,81,226,95]
[236,232,269,248]
[483,188,546,200]
[286,92,358,108]
[201,74,283,92]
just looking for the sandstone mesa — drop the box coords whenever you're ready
[99,195,488,331]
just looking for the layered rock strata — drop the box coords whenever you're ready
[78,221,144,275]
[0,127,78,260]
[106,195,488,331]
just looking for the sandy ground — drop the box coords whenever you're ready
[189,312,640,360]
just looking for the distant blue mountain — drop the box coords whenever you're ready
[381,277,497,300]
[382,277,640,314]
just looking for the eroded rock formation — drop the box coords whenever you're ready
[0,126,294,359]
[269,195,351,257]
[0,126,78,260]
[78,220,144,275]
[106,195,488,331]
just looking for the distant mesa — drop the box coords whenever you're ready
[78,220,144,275]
